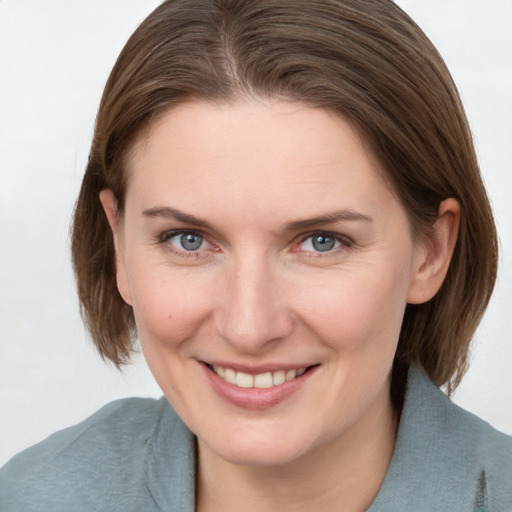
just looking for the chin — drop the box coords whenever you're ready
[197,418,326,468]
[209,439,310,468]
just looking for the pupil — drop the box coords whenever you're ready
[312,235,335,252]
[181,233,203,251]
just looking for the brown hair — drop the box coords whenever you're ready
[72,0,498,392]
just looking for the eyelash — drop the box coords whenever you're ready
[296,231,353,257]
[158,229,213,258]
[157,229,353,258]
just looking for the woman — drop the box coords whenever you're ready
[1,0,511,510]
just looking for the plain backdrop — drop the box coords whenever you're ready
[0,0,511,466]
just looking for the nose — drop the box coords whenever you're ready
[214,252,294,353]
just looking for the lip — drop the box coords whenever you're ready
[200,361,319,410]
[202,360,312,374]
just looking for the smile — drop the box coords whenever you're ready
[202,362,319,409]
[210,365,307,389]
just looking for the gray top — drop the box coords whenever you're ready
[1,365,511,511]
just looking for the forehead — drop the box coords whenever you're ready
[124,98,402,225]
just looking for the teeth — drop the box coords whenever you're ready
[254,372,273,388]
[285,369,296,381]
[213,366,225,378]
[211,365,308,388]
[236,371,254,388]
[225,368,236,385]
[272,370,286,386]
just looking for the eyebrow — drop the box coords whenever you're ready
[142,206,372,231]
[142,206,214,230]
[284,210,373,231]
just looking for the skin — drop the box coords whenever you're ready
[101,98,459,511]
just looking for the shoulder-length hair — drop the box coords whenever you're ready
[72,0,498,392]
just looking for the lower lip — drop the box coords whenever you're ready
[201,363,317,410]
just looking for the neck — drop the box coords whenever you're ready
[196,386,398,512]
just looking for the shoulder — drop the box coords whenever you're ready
[420,367,512,507]
[0,397,180,512]
[444,392,512,507]
[424,374,512,473]
[417,367,512,509]
[408,365,512,461]
[372,365,512,511]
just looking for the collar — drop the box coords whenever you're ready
[368,365,485,511]
[146,401,196,512]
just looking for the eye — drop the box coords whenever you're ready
[299,233,344,253]
[165,231,209,252]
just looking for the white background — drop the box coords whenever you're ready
[0,1,511,466]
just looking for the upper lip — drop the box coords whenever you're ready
[200,360,317,374]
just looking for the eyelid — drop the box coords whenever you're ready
[296,231,354,254]
[157,228,215,256]
[158,228,204,243]
[299,230,352,243]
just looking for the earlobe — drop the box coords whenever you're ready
[407,198,460,304]
[99,189,133,306]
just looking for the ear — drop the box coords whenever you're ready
[99,189,132,306]
[407,198,460,304]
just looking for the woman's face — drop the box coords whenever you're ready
[107,99,429,467]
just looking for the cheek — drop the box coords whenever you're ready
[128,263,215,348]
[127,265,217,407]
[295,263,410,355]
